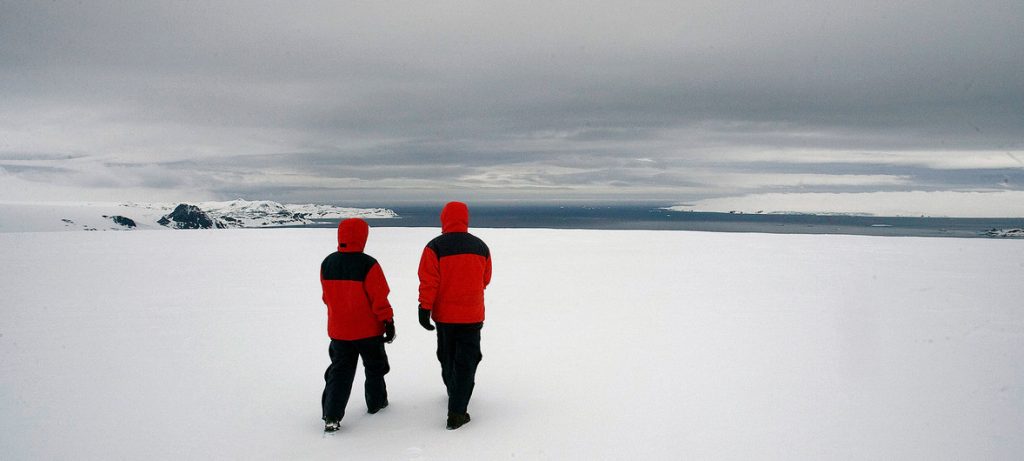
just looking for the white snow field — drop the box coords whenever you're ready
[1,228,1022,460]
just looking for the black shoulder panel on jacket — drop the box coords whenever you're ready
[321,252,378,281]
[427,233,490,259]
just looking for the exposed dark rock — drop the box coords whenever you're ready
[983,228,1024,238]
[107,215,137,228]
[158,204,226,229]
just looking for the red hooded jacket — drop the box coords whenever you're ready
[320,218,394,340]
[417,202,492,323]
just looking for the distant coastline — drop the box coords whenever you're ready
[2,201,1022,238]
[308,204,1024,239]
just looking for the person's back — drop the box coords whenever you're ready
[417,201,491,429]
[418,203,491,323]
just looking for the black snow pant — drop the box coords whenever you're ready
[435,322,483,415]
[321,336,390,422]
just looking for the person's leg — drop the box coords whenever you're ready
[436,323,457,396]
[357,336,391,413]
[322,339,359,422]
[448,323,483,415]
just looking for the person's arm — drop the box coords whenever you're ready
[483,254,492,289]
[320,261,328,305]
[364,262,393,322]
[417,246,440,310]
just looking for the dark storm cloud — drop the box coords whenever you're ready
[1,1,1022,203]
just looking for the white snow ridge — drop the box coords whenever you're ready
[0,200,397,232]
[199,199,396,228]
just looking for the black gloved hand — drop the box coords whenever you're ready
[418,307,435,331]
[383,320,396,344]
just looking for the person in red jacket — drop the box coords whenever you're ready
[417,201,492,430]
[320,218,396,433]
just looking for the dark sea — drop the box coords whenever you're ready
[307,204,1024,239]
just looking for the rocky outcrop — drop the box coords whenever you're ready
[983,228,1024,238]
[104,215,137,228]
[158,204,226,229]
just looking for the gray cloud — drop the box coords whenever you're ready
[1,1,1022,204]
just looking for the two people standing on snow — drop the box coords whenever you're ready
[319,201,492,432]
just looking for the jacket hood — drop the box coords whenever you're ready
[337,218,369,252]
[440,201,469,233]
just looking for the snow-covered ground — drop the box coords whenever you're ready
[1,228,1022,460]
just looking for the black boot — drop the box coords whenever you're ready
[446,412,471,430]
[368,399,389,414]
[324,419,340,433]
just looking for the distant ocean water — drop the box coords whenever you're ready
[309,204,1024,239]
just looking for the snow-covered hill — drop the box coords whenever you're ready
[196,199,396,228]
[0,200,397,232]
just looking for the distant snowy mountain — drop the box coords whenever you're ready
[196,199,397,228]
[0,200,397,232]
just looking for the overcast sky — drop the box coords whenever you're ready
[1,1,1022,208]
